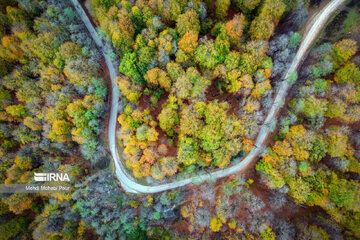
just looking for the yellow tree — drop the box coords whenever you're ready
[225,14,245,49]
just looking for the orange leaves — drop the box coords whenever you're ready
[178,30,198,55]
[145,67,172,91]
[273,140,293,157]
[225,14,245,49]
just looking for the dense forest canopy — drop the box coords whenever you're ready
[257,38,360,238]
[0,0,109,239]
[89,0,300,180]
[0,0,359,239]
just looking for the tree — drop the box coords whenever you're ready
[224,51,241,71]
[195,39,221,69]
[49,120,72,143]
[166,61,185,80]
[176,30,198,65]
[325,99,347,118]
[297,96,328,118]
[249,14,275,40]
[91,0,116,11]
[160,157,178,177]
[273,140,293,157]
[176,9,200,36]
[210,216,223,232]
[332,39,358,64]
[145,67,172,91]
[329,177,359,211]
[158,106,179,136]
[261,227,276,240]
[0,217,30,240]
[251,79,271,99]
[216,0,230,20]
[260,0,286,20]
[5,104,28,118]
[233,0,262,13]
[287,177,311,204]
[119,52,145,85]
[150,162,166,180]
[3,193,33,214]
[225,14,245,49]
[112,9,134,53]
[326,127,348,158]
[334,62,360,84]
[136,46,155,76]
[177,135,199,166]
[117,75,142,103]
[24,116,42,131]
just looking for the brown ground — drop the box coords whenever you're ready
[206,79,242,116]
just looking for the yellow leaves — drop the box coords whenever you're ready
[117,75,143,103]
[243,97,260,113]
[240,74,254,89]
[178,30,198,55]
[265,68,272,78]
[180,204,195,223]
[210,216,223,232]
[225,14,245,49]
[251,79,271,99]
[286,125,306,139]
[273,140,293,157]
[228,218,237,229]
[242,139,254,153]
[293,147,309,161]
[226,69,242,93]
[146,67,172,91]
[262,154,274,163]
[332,39,358,64]
[143,195,153,207]
[24,116,42,131]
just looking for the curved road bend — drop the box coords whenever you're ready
[72,0,346,193]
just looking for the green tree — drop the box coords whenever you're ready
[176,9,200,36]
[334,62,360,84]
[216,0,230,20]
[249,14,275,40]
[119,52,145,85]
[5,105,28,118]
[158,106,179,136]
[332,39,358,65]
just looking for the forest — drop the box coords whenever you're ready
[0,0,359,239]
[88,0,299,180]
[0,0,109,239]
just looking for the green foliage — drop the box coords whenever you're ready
[329,177,359,211]
[0,217,30,240]
[297,96,328,118]
[288,32,302,49]
[249,14,275,40]
[313,79,327,92]
[158,106,179,136]
[334,62,360,84]
[256,159,285,189]
[176,9,200,36]
[216,0,230,20]
[261,227,276,240]
[286,71,298,84]
[119,52,145,85]
[233,0,262,13]
[5,104,28,118]
[332,39,358,65]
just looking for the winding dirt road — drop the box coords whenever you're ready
[72,0,345,193]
